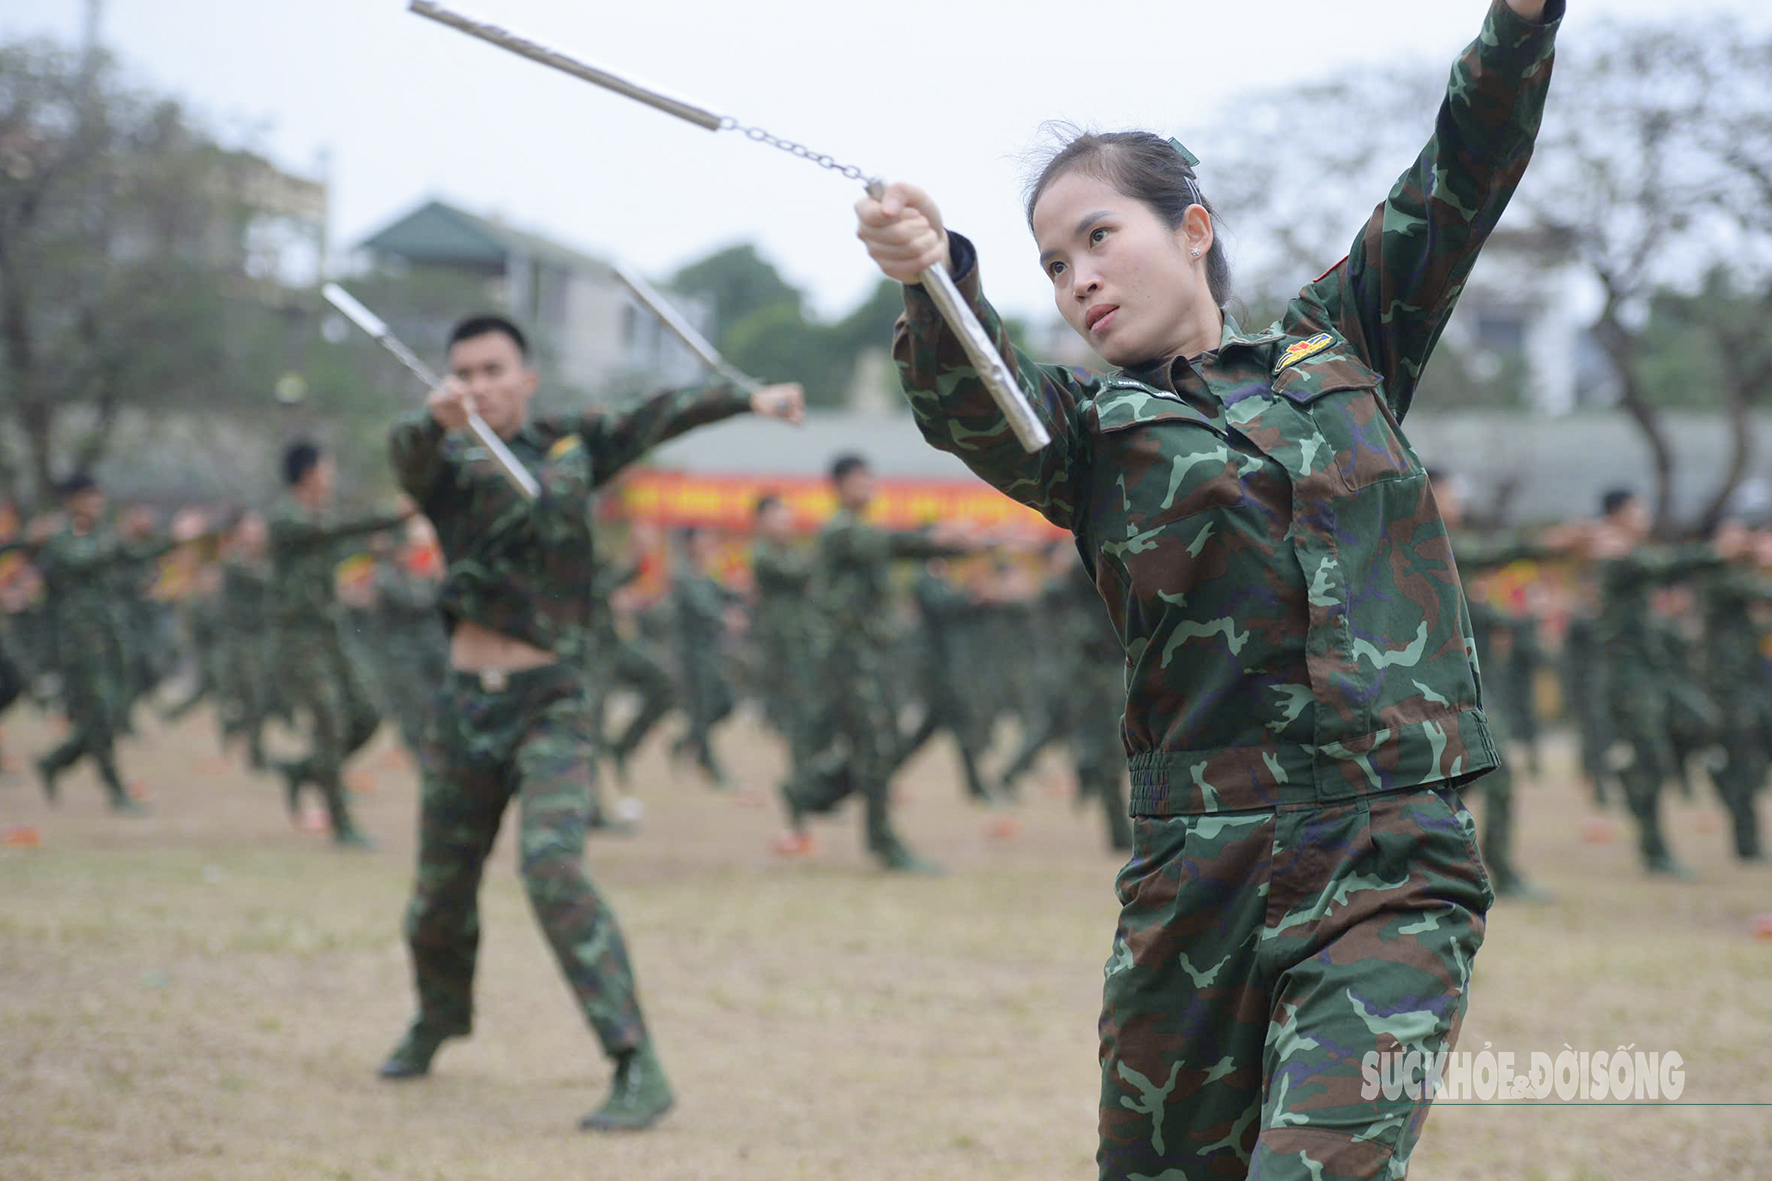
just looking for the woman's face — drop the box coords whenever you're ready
[1031,170,1212,367]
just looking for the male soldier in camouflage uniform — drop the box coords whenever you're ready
[748,493,813,749]
[774,453,975,872]
[1430,469,1555,899]
[587,551,678,785]
[267,441,411,848]
[162,561,226,728]
[1058,558,1135,853]
[1590,488,1724,877]
[1560,598,1614,806]
[887,558,997,803]
[667,526,743,790]
[1501,614,1546,776]
[111,504,181,727]
[994,542,1090,797]
[862,0,1557,1172]
[365,519,450,759]
[378,312,803,1132]
[1697,519,1769,862]
[35,477,205,810]
[216,510,276,769]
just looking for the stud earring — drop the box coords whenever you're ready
[1190,248,1202,258]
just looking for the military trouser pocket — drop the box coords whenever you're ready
[1426,784,1495,907]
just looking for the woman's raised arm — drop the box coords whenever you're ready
[858,183,1093,532]
[1290,0,1563,419]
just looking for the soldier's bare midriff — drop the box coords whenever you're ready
[449,620,556,672]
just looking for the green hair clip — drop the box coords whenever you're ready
[1166,137,1201,169]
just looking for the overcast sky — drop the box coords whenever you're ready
[4,0,1767,323]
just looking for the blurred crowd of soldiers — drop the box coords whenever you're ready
[0,450,1766,883]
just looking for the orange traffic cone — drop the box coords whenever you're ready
[1,825,42,848]
[770,831,817,858]
[985,814,1022,841]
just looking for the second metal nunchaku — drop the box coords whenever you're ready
[609,264,761,395]
[321,283,542,500]
[408,0,1050,453]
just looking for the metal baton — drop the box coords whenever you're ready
[321,283,542,500]
[406,0,1050,454]
[609,264,761,395]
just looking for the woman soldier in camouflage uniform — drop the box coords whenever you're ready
[856,1,1561,1176]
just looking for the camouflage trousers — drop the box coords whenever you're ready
[1073,693,1132,854]
[596,635,677,767]
[889,686,993,803]
[781,645,913,864]
[277,627,380,837]
[1099,784,1492,1180]
[42,642,128,800]
[1710,691,1770,861]
[1605,684,1679,868]
[672,651,735,786]
[1471,699,1525,891]
[403,664,647,1058]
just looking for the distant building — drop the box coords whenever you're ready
[352,199,708,395]
[1443,226,1618,415]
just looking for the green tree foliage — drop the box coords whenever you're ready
[669,247,907,409]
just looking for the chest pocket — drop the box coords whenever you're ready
[1270,353,1415,492]
[1086,383,1252,553]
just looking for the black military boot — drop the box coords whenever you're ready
[377,1019,460,1080]
[579,1040,674,1131]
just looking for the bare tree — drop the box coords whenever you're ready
[0,40,310,504]
[1195,20,1772,533]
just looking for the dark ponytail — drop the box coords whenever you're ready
[1024,128,1233,309]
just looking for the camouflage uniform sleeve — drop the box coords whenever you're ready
[589,560,643,599]
[118,535,185,565]
[1289,0,1563,419]
[388,409,452,509]
[579,381,753,488]
[1452,532,1559,575]
[892,233,1098,531]
[885,528,970,561]
[271,508,409,554]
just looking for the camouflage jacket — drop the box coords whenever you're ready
[37,527,180,652]
[893,0,1561,814]
[672,568,741,648]
[810,509,965,657]
[1697,564,1772,691]
[220,559,271,635]
[388,382,752,660]
[1447,531,1554,667]
[1595,547,1724,671]
[266,498,409,631]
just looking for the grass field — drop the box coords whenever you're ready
[2,703,1769,1180]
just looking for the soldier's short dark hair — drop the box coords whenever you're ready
[1025,127,1233,309]
[283,440,323,488]
[754,492,782,518]
[829,453,869,483]
[1424,467,1448,485]
[1600,488,1638,518]
[449,314,529,359]
[57,473,98,499]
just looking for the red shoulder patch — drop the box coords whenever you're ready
[1313,255,1349,284]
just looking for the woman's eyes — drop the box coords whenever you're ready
[1048,228,1111,279]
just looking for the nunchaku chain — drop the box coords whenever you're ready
[721,118,868,183]
[408,0,1051,453]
